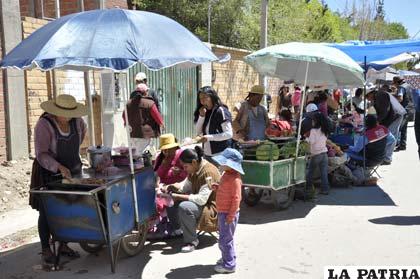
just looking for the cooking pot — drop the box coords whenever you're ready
[88,145,112,169]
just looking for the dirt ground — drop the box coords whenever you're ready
[0,158,33,213]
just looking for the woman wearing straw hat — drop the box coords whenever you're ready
[154,133,188,185]
[232,85,269,141]
[149,134,188,240]
[29,94,87,265]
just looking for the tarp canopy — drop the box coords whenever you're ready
[329,39,420,70]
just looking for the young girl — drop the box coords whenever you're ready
[212,148,243,274]
[305,112,330,197]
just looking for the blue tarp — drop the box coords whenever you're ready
[329,39,420,70]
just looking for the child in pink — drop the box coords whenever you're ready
[212,148,243,274]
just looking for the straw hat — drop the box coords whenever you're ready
[249,85,265,95]
[41,94,88,118]
[159,134,179,150]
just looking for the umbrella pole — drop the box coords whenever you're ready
[294,61,310,180]
[123,71,139,224]
[363,56,367,177]
[84,71,96,146]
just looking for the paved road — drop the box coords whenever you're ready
[1,126,419,279]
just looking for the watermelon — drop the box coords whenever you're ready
[256,141,280,161]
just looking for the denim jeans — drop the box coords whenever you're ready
[399,115,408,148]
[385,115,403,162]
[306,152,329,192]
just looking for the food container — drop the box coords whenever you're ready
[88,145,112,169]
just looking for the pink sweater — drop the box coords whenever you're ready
[155,149,188,184]
[216,170,242,220]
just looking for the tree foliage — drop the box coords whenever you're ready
[128,0,410,50]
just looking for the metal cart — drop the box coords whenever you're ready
[30,166,156,273]
[237,139,307,210]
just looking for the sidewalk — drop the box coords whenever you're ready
[0,205,38,239]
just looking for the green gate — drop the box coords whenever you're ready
[128,65,199,142]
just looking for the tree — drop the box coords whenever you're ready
[128,0,410,50]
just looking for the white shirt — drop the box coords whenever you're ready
[195,112,233,156]
[307,128,328,155]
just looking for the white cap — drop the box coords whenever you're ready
[135,72,147,81]
[306,103,318,113]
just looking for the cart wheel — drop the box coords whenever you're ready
[272,186,295,210]
[79,242,104,254]
[120,222,148,257]
[243,187,263,207]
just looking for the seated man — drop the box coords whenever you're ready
[346,114,395,166]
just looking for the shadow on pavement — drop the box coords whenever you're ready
[0,239,155,279]
[148,234,217,255]
[239,200,316,225]
[369,216,420,226]
[165,264,216,279]
[315,185,396,206]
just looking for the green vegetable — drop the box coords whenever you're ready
[256,141,280,161]
[278,141,309,158]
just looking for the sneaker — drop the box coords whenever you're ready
[180,239,199,253]
[216,258,223,265]
[214,265,235,274]
[381,160,391,166]
[396,146,406,151]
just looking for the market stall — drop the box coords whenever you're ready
[0,8,221,272]
[243,42,364,206]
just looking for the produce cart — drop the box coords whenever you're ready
[30,166,156,272]
[236,138,307,209]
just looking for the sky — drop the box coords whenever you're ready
[324,0,420,38]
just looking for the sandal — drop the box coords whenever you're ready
[60,244,80,258]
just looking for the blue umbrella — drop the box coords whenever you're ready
[0,8,218,71]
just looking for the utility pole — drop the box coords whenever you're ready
[208,0,214,43]
[259,0,268,87]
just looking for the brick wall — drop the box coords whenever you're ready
[19,0,128,18]
[106,0,127,9]
[22,17,102,155]
[210,45,283,117]
[0,27,7,160]
[211,45,259,113]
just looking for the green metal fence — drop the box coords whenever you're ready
[128,65,199,142]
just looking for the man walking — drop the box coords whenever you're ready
[131,72,161,111]
[393,76,411,151]
[125,84,164,156]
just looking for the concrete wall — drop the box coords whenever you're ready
[0,28,6,160]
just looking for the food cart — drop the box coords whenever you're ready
[236,138,307,210]
[30,166,156,272]
[0,8,223,273]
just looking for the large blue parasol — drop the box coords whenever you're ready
[0,8,219,71]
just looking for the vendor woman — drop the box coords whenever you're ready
[233,85,269,141]
[194,86,233,162]
[164,146,220,253]
[30,94,87,265]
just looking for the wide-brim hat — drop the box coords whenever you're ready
[248,85,265,95]
[159,133,179,150]
[213,148,244,175]
[41,94,88,118]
